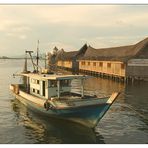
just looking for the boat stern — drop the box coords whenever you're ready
[9,84,19,94]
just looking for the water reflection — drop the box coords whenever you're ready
[11,99,105,144]
[84,77,125,98]
[124,82,148,128]
[92,79,148,144]
[4,59,148,143]
[10,75,148,144]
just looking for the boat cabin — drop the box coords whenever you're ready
[21,73,86,100]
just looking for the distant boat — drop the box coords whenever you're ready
[10,49,120,128]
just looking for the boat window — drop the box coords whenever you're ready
[49,80,57,87]
[60,80,71,87]
[31,78,40,84]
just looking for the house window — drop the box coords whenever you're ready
[88,62,90,66]
[33,88,35,93]
[99,62,103,67]
[81,61,85,66]
[107,63,111,68]
[121,63,125,69]
[93,62,96,66]
[37,90,40,94]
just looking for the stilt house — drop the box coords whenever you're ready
[56,44,88,73]
[78,38,148,81]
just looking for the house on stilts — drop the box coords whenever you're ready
[48,38,148,82]
[78,37,148,81]
[55,44,88,73]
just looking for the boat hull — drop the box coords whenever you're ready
[10,83,118,128]
[15,93,111,128]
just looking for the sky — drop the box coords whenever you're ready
[0,4,148,56]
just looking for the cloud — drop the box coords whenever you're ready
[0,19,30,40]
[19,35,27,40]
[0,5,148,31]
[6,32,27,40]
[43,41,77,52]
[31,5,148,29]
[11,26,31,33]
[0,20,21,31]
[81,35,147,49]
[13,5,118,27]
[5,28,28,40]
[0,5,148,56]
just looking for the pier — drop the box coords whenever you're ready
[56,65,141,84]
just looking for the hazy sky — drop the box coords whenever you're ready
[0,5,148,56]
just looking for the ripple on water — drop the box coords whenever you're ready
[0,59,148,143]
[95,103,148,144]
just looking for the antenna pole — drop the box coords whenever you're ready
[37,40,39,72]
[23,51,28,73]
[45,52,48,69]
[26,51,35,71]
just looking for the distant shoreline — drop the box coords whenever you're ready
[0,57,25,59]
[0,57,45,60]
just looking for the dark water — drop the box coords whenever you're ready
[0,59,148,144]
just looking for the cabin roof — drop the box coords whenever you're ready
[21,73,87,80]
[78,37,148,62]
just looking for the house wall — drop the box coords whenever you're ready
[57,60,72,69]
[126,59,148,79]
[79,60,126,77]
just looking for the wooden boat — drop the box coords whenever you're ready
[10,72,119,128]
[10,49,119,128]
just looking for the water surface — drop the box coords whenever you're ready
[0,59,148,144]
